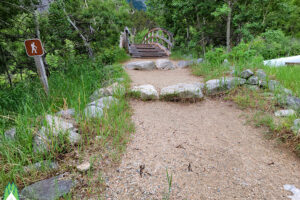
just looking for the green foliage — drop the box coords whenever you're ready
[134,29,149,44]
[96,48,130,65]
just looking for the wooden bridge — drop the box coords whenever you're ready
[120,27,174,58]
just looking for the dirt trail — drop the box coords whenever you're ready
[105,59,300,200]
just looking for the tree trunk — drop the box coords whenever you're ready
[63,8,94,59]
[226,0,232,52]
[0,45,12,87]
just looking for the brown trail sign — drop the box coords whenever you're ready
[24,39,49,95]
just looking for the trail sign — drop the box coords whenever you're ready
[24,39,49,95]
[24,39,44,56]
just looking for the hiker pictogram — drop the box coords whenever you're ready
[24,39,44,56]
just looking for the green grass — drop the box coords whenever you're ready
[0,57,130,194]
[262,65,300,97]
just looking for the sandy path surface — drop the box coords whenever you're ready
[104,59,300,200]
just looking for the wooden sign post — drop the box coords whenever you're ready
[24,39,49,95]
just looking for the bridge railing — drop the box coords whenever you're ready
[142,28,174,54]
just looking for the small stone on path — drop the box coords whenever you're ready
[77,162,91,172]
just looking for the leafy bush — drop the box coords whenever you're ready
[96,47,130,65]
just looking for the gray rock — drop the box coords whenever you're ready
[88,96,118,110]
[84,106,103,118]
[125,61,156,71]
[206,77,246,95]
[292,119,300,135]
[247,76,259,85]
[223,59,229,65]
[240,69,254,79]
[160,83,204,100]
[90,82,125,101]
[68,130,81,145]
[131,85,159,100]
[286,96,300,110]
[33,127,51,153]
[177,60,194,68]
[20,174,75,200]
[24,161,59,172]
[4,127,16,140]
[156,59,175,70]
[256,69,267,80]
[56,109,75,118]
[274,109,296,117]
[45,115,74,136]
[268,80,281,91]
[196,58,204,64]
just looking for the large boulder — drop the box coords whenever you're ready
[206,77,246,95]
[160,83,204,100]
[125,61,156,71]
[20,174,75,200]
[240,69,254,79]
[90,82,125,101]
[131,85,159,100]
[156,59,175,70]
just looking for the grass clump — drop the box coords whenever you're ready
[0,56,131,194]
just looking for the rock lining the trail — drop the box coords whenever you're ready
[20,174,75,200]
[156,59,175,70]
[56,109,75,118]
[240,69,254,79]
[4,127,16,140]
[131,84,159,100]
[160,83,204,100]
[125,61,156,71]
[275,109,296,117]
[90,82,124,101]
[205,77,246,95]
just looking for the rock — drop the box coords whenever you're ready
[33,127,51,153]
[125,61,156,71]
[292,119,300,135]
[286,96,300,110]
[160,83,204,100]
[115,77,124,82]
[24,161,59,172]
[177,60,194,68]
[196,58,203,64]
[240,69,254,79]
[90,82,125,101]
[56,109,75,118]
[256,69,267,80]
[268,80,280,91]
[131,85,159,100]
[156,59,175,70]
[76,162,91,172]
[88,96,118,109]
[84,106,103,118]
[45,115,74,136]
[223,59,229,65]
[4,127,16,140]
[68,130,81,145]
[274,109,296,117]
[20,174,74,200]
[247,76,259,85]
[206,77,246,95]
[284,184,300,200]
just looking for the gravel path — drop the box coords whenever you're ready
[104,59,300,200]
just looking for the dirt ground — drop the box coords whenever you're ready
[104,59,300,200]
